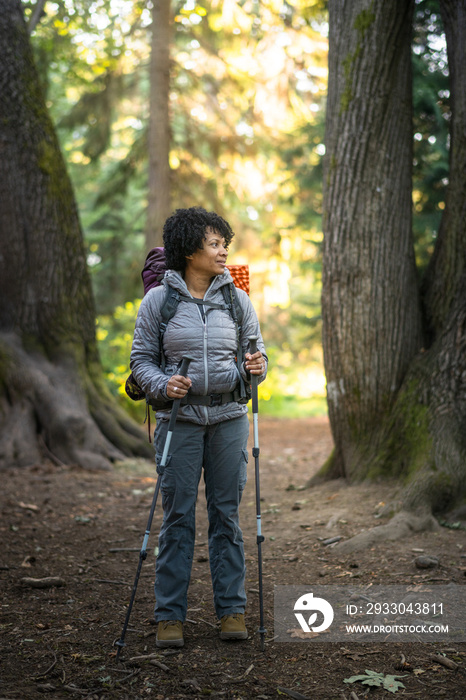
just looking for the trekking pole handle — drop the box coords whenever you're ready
[166,355,194,435]
[178,355,194,378]
[249,336,258,355]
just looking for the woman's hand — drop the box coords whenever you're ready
[245,351,266,376]
[166,374,192,399]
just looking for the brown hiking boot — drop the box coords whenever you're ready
[156,620,184,648]
[220,613,248,640]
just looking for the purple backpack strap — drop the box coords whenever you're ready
[141,247,166,294]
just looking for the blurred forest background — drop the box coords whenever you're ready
[22,0,448,421]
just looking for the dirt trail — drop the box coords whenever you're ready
[1,417,465,698]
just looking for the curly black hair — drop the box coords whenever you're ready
[163,207,235,273]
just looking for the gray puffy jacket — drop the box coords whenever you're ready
[130,268,267,425]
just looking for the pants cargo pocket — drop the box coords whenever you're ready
[239,449,248,493]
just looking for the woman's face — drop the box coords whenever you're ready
[186,229,228,278]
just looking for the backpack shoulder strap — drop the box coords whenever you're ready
[222,283,249,401]
[160,287,229,336]
[159,286,180,331]
[158,287,227,369]
[159,286,180,371]
[179,295,227,310]
[221,283,243,328]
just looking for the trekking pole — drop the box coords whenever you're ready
[249,336,266,652]
[115,355,193,661]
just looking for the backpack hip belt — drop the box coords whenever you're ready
[148,388,246,411]
[183,391,236,407]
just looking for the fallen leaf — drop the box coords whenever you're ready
[21,555,35,568]
[286,628,322,639]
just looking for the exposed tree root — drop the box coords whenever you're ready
[321,311,466,552]
[336,510,439,554]
[326,426,465,553]
[331,422,466,553]
[0,333,151,470]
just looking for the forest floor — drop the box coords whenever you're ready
[1,416,466,700]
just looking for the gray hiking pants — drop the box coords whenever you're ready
[153,414,249,622]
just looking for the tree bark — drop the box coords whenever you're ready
[146,0,171,250]
[391,0,466,516]
[322,0,422,481]
[320,0,466,551]
[0,1,152,469]
[422,0,466,337]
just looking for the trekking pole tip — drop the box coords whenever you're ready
[259,628,267,652]
[114,639,125,661]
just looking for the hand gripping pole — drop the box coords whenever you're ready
[249,336,266,651]
[115,356,193,660]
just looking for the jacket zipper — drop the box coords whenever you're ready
[198,304,209,424]
[202,278,220,425]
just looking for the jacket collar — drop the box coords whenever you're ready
[164,269,233,298]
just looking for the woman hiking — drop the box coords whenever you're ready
[130,206,267,648]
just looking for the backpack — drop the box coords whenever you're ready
[125,247,251,411]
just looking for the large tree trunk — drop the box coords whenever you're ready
[385,0,466,514]
[322,0,422,481]
[0,1,152,469]
[321,0,466,552]
[146,0,171,250]
[422,0,466,337]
